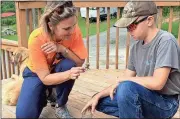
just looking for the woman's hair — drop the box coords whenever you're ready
[39,1,76,40]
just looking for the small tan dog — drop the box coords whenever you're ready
[2,47,29,106]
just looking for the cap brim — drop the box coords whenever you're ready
[114,17,138,28]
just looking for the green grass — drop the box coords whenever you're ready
[2,18,179,41]
[2,17,117,41]
[161,20,179,38]
[78,16,117,37]
[2,35,18,41]
[2,24,18,41]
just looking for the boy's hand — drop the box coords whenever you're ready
[109,82,119,100]
[81,95,100,114]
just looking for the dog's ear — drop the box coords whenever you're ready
[14,52,22,64]
[15,47,29,62]
[21,49,29,61]
[13,47,23,65]
[12,47,29,66]
[10,52,14,63]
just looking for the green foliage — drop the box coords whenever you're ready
[1,1,16,26]
[1,1,15,12]
[1,16,16,26]
[163,6,180,17]
[161,21,179,38]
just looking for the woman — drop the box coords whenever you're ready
[16,1,87,118]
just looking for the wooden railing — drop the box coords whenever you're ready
[1,39,19,79]
[1,1,180,79]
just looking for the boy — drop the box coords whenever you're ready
[82,1,180,118]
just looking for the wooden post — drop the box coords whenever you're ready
[32,9,36,29]
[38,8,42,26]
[86,8,90,64]
[115,7,120,69]
[96,8,100,69]
[10,52,15,75]
[106,7,110,69]
[1,63,2,80]
[1,50,7,79]
[76,7,80,18]
[126,32,130,68]
[168,7,173,33]
[178,22,180,46]
[158,7,163,29]
[29,9,33,34]
[6,51,11,78]
[15,2,28,48]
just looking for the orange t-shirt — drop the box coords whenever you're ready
[27,25,88,73]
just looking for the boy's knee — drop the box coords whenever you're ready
[116,81,141,103]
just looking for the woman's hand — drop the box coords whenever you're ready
[81,95,100,114]
[41,41,58,54]
[69,67,85,80]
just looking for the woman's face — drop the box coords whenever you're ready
[53,15,77,41]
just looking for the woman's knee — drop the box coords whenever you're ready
[54,59,76,72]
[16,90,46,118]
[16,79,46,118]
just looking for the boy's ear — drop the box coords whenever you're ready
[147,16,154,27]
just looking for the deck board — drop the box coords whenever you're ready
[1,69,180,118]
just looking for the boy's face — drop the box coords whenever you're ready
[127,16,154,40]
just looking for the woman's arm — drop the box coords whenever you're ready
[58,44,85,66]
[124,69,136,77]
[41,42,85,67]
[36,67,85,85]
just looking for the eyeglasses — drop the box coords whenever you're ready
[127,16,148,32]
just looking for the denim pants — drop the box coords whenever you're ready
[16,59,76,118]
[96,81,179,118]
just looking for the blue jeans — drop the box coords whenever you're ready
[96,81,179,118]
[16,59,76,118]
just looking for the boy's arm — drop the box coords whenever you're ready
[118,67,171,91]
[125,69,136,77]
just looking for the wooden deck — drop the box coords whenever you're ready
[2,69,180,118]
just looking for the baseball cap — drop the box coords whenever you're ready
[114,1,158,28]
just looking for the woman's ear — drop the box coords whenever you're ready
[48,22,53,31]
[48,22,55,34]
